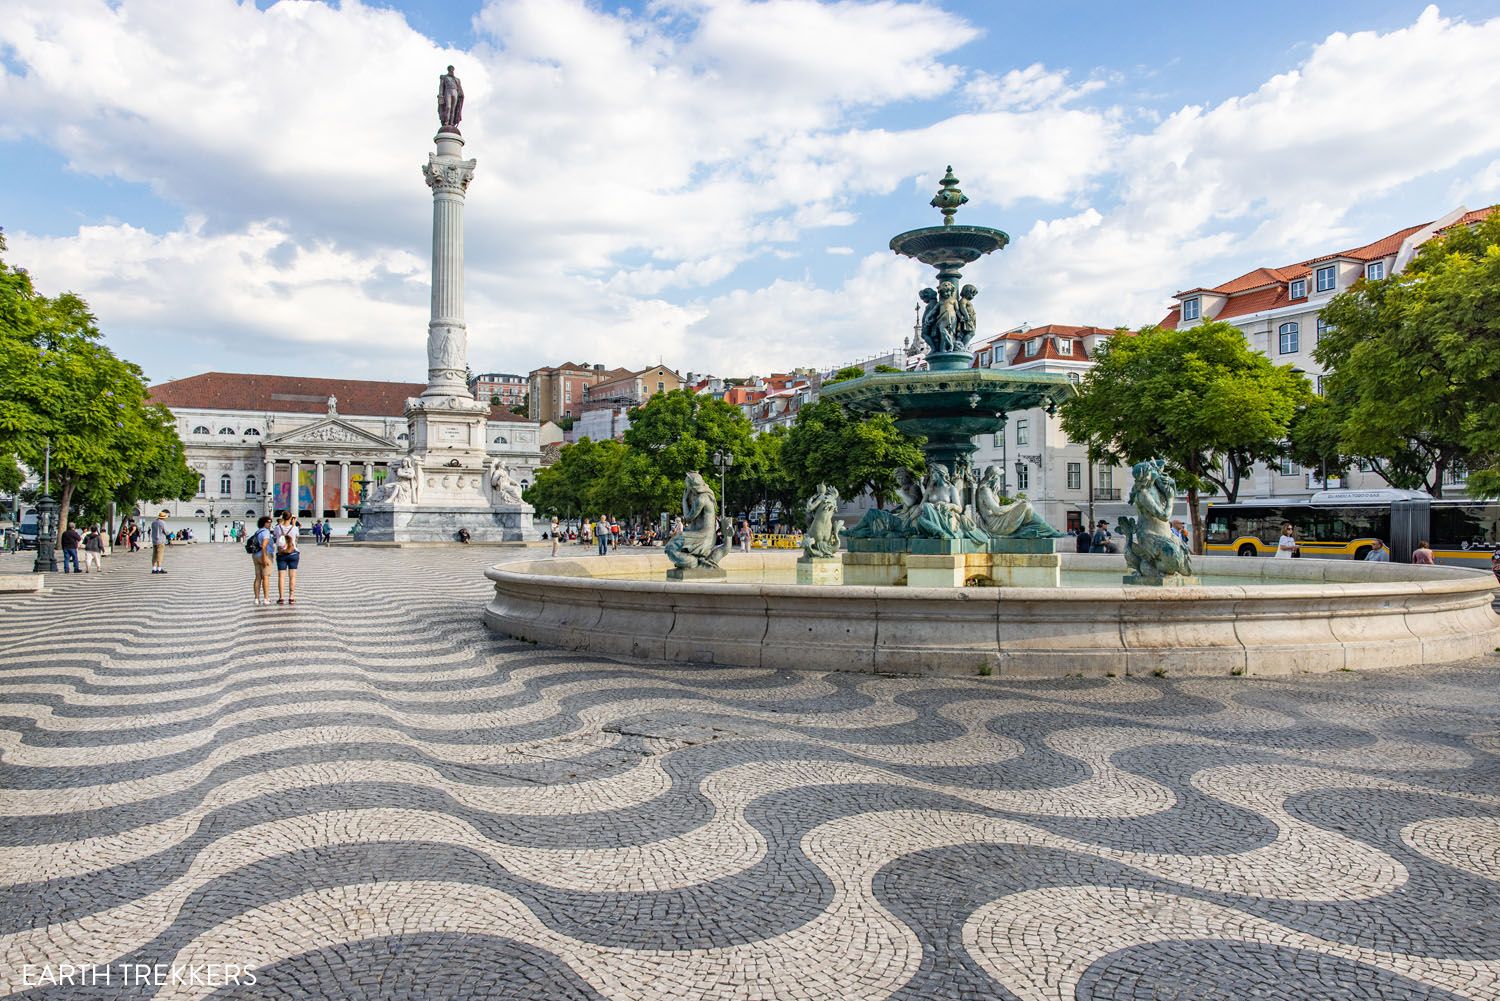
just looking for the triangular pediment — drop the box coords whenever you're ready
[267,416,396,449]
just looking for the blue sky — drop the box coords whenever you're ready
[4,0,1500,385]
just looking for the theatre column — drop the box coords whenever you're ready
[315,461,326,518]
[289,459,301,517]
[339,461,350,516]
[263,458,275,516]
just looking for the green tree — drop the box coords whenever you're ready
[523,436,620,520]
[0,233,195,532]
[780,399,925,509]
[821,365,868,386]
[622,389,756,514]
[1060,321,1312,550]
[1313,212,1500,497]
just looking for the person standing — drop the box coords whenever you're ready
[149,511,171,573]
[596,518,608,557]
[273,512,300,604]
[1091,520,1111,554]
[83,525,104,573]
[249,516,274,605]
[550,517,560,557]
[58,523,82,573]
[1274,522,1297,559]
[1074,525,1091,554]
[1170,518,1190,548]
[1411,540,1436,565]
[311,520,323,547]
[1365,539,1391,562]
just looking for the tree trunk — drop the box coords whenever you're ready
[58,477,76,538]
[1429,456,1445,499]
[1187,486,1204,556]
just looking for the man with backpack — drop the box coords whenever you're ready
[247,516,275,605]
[273,511,300,605]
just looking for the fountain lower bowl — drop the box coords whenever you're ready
[483,551,1500,678]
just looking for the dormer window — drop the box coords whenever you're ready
[1026,340,1039,357]
[1366,261,1385,281]
[217,427,236,435]
[1289,279,1307,299]
[1315,266,1336,293]
[1057,339,1073,356]
[1181,297,1200,321]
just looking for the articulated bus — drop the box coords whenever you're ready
[1203,490,1499,570]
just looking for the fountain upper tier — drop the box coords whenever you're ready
[821,368,1076,471]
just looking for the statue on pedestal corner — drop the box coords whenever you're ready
[665,472,730,569]
[801,483,841,558]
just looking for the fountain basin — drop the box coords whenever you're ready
[483,551,1500,678]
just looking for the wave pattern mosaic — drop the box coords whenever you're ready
[1,545,1498,1000]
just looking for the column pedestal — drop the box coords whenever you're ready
[362,125,533,543]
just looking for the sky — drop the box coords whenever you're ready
[3,0,1500,386]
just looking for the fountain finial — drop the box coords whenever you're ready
[929,166,968,226]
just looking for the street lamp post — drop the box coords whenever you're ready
[207,494,218,543]
[711,448,734,521]
[32,440,57,574]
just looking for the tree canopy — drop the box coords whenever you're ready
[778,398,925,509]
[0,232,197,530]
[1308,212,1500,498]
[1060,321,1312,549]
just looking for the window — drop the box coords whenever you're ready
[396,433,409,441]
[246,474,258,496]
[244,428,261,436]
[219,473,232,494]
[494,435,509,444]
[197,475,206,495]
[245,510,256,517]
[194,509,205,517]
[1446,462,1468,485]
[1057,338,1073,356]
[1366,261,1385,281]
[1315,265,1336,293]
[657,381,665,392]
[992,433,1003,447]
[1278,322,1300,354]
[1316,316,1329,342]
[1289,278,1307,299]
[1099,468,1113,491]
[218,427,235,435]
[1279,457,1301,477]
[192,425,211,435]
[1067,372,1081,384]
[1026,340,1039,357]
[1066,462,1082,490]
[1316,375,1326,396]
[1016,418,1030,446]
[1182,297,1200,321]
[1015,464,1029,492]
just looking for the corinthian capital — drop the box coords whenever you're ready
[423,154,477,193]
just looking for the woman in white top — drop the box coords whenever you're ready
[550,517,560,557]
[1274,522,1296,559]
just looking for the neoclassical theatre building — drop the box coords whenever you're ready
[148,373,541,524]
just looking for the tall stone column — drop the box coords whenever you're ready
[263,458,275,516]
[314,461,326,518]
[289,459,300,517]
[420,133,477,402]
[339,462,350,517]
[363,461,374,505]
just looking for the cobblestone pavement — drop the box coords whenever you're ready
[2,543,1500,1000]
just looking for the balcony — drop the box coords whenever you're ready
[1094,488,1121,501]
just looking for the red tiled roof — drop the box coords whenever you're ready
[1158,305,1181,330]
[1215,285,1288,322]
[149,372,530,422]
[1438,206,1496,231]
[1305,222,1429,265]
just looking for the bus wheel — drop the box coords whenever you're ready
[1354,546,1370,562]
[1237,544,1258,558]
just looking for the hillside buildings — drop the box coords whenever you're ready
[469,371,527,410]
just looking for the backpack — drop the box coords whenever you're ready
[245,529,264,556]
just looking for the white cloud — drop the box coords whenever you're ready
[3,1,1500,381]
[964,63,1106,112]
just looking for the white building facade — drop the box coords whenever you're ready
[149,373,541,528]
[1161,205,1493,501]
